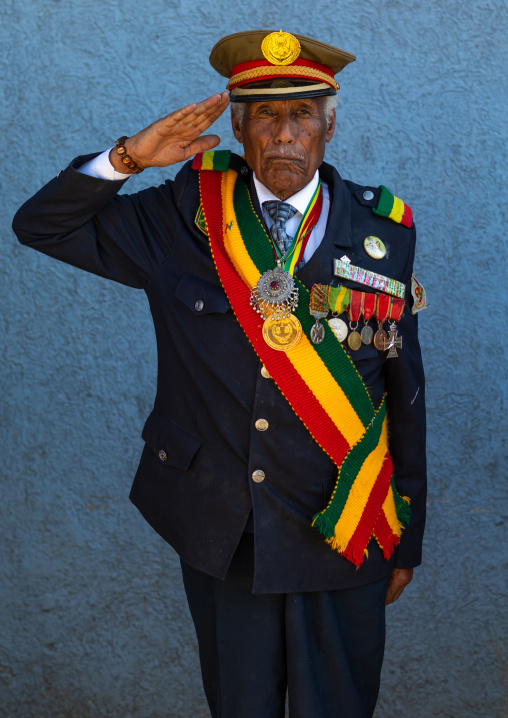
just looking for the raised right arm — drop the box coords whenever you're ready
[12,93,229,288]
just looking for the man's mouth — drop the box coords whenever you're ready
[264,155,305,164]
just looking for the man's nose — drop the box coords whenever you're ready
[273,114,297,143]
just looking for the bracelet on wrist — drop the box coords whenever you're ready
[115,136,144,174]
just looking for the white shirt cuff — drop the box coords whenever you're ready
[78,148,130,181]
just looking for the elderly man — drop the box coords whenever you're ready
[13,30,426,718]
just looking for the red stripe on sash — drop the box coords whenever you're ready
[344,453,394,563]
[373,509,401,560]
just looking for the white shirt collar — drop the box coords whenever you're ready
[253,170,320,217]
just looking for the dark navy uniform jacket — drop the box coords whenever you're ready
[12,152,426,594]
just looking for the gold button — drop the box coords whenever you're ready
[255,418,269,431]
[260,367,271,379]
[252,469,265,483]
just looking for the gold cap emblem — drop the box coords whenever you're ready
[261,30,301,66]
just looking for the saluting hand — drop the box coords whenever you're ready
[109,92,230,173]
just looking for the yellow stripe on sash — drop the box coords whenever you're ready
[285,336,366,444]
[222,170,365,446]
[201,151,215,170]
[287,246,300,275]
[389,196,405,224]
[222,171,257,287]
[331,416,390,548]
[381,484,403,535]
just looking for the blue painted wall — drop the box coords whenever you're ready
[2,1,507,716]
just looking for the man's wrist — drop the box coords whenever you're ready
[78,150,131,181]
[109,141,142,174]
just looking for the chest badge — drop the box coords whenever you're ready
[411,274,428,314]
[195,203,208,236]
[363,236,386,260]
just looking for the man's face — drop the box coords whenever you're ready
[231,97,336,200]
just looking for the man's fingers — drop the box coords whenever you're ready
[184,134,221,159]
[385,568,414,606]
[163,93,229,130]
[125,93,229,169]
[165,93,226,122]
[179,95,229,133]
[385,585,404,605]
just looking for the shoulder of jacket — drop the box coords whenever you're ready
[191,150,245,173]
[345,180,414,229]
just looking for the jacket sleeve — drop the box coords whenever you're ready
[12,153,189,289]
[384,225,427,569]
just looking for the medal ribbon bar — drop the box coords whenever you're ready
[334,259,405,298]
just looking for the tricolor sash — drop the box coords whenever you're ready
[194,153,411,566]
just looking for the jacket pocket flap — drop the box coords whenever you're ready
[175,274,230,315]
[142,410,201,470]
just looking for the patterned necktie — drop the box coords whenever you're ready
[262,200,298,256]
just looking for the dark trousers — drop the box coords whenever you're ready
[181,533,388,718]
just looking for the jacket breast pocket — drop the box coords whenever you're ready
[142,409,201,470]
[175,273,230,315]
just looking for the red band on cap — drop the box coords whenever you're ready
[228,58,338,91]
[231,58,335,79]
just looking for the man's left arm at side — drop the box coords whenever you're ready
[383,224,427,605]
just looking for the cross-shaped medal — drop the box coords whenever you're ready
[385,323,403,358]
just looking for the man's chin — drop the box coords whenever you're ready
[259,166,308,197]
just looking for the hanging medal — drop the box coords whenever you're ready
[251,182,323,351]
[374,293,391,350]
[361,292,376,345]
[347,290,363,351]
[309,284,329,344]
[384,297,405,358]
[328,286,350,342]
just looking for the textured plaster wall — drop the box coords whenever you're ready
[1,1,507,716]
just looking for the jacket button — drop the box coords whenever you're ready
[252,469,265,483]
[260,366,271,379]
[255,418,269,431]
[195,300,204,312]
[363,190,374,201]
[158,450,168,462]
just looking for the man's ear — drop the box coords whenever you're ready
[326,109,336,143]
[231,107,244,144]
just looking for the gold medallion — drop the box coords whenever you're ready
[262,314,302,351]
[261,31,301,66]
[348,330,362,351]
